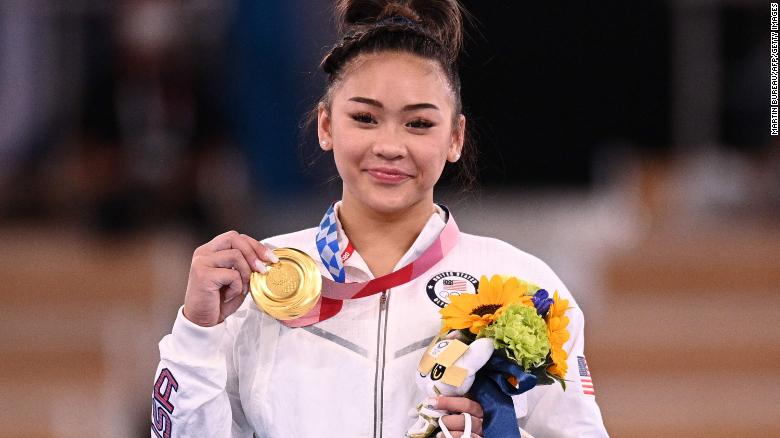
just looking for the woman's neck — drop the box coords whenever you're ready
[338,196,435,278]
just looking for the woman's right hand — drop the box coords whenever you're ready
[183,230,279,327]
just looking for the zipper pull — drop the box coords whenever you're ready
[379,291,387,310]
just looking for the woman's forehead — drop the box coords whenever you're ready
[333,52,453,109]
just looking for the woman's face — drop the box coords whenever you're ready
[318,51,465,215]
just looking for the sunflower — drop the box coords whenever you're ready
[546,290,570,378]
[439,275,530,335]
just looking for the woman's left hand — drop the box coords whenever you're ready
[433,395,484,438]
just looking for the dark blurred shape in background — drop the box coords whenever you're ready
[0,1,777,437]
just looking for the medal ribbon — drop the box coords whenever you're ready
[282,203,460,328]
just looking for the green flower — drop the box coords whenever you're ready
[479,303,550,370]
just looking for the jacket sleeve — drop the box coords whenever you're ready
[151,307,253,438]
[519,304,609,437]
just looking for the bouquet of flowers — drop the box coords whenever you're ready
[407,275,570,438]
[441,275,571,389]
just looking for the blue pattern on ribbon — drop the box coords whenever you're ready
[470,352,538,438]
[316,204,346,282]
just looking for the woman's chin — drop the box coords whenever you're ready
[365,197,412,214]
[351,190,427,215]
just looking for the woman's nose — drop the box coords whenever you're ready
[371,126,406,159]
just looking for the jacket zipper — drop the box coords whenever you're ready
[374,290,390,438]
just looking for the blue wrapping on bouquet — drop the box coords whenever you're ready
[470,352,538,438]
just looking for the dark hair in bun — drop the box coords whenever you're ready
[320,0,463,96]
[313,0,476,188]
[331,0,463,65]
[321,1,464,104]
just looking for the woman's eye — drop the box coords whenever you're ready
[351,113,376,124]
[407,119,434,129]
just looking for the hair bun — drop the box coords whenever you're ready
[334,0,463,62]
[379,3,420,22]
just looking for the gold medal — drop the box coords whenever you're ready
[249,248,322,320]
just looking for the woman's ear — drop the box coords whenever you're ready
[447,114,466,162]
[317,102,333,151]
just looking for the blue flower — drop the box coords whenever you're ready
[531,289,554,317]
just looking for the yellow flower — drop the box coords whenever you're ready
[439,275,529,335]
[548,346,568,378]
[546,290,570,378]
[515,278,542,297]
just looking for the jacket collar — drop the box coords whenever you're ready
[330,201,447,282]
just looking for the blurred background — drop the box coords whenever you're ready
[1,0,778,436]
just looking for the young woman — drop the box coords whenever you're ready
[152,1,608,437]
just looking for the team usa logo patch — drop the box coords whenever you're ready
[426,272,479,308]
[152,368,179,438]
[577,355,596,396]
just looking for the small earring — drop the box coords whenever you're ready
[320,140,327,147]
[453,153,461,161]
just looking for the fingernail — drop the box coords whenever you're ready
[267,250,279,263]
[424,397,438,409]
[255,260,267,273]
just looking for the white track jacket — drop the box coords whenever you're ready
[152,204,608,437]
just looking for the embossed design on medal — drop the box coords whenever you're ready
[250,248,322,320]
[267,264,300,298]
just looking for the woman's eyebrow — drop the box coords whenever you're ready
[348,96,440,111]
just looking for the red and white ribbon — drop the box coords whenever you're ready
[282,206,460,327]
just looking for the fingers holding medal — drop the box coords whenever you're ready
[183,230,278,327]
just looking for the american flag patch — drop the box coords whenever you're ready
[443,279,468,293]
[577,356,595,395]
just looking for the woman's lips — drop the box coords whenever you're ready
[365,167,412,184]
